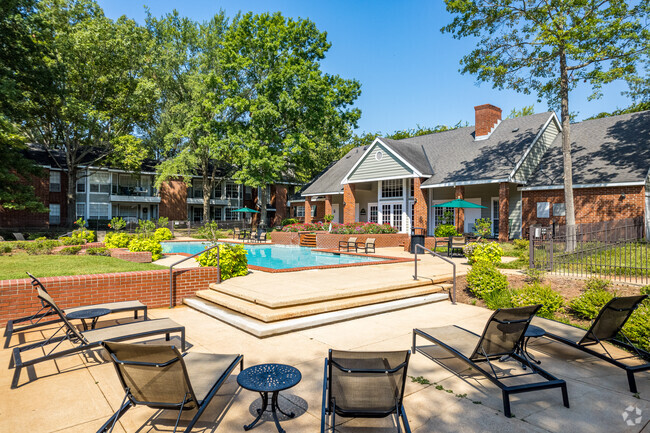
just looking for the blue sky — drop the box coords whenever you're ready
[98,0,634,134]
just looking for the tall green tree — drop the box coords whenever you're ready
[24,0,156,225]
[0,0,50,212]
[443,0,649,248]
[220,12,361,225]
[149,11,234,222]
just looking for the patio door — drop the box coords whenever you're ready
[331,204,340,223]
[380,202,403,232]
[492,197,500,238]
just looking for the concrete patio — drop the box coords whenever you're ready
[1,300,648,433]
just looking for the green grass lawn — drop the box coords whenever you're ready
[0,253,166,280]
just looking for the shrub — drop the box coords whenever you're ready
[156,216,169,228]
[197,221,223,242]
[473,218,492,238]
[105,232,132,248]
[570,287,615,320]
[60,236,84,246]
[24,239,60,255]
[128,237,163,261]
[513,239,529,251]
[641,286,650,296]
[108,217,126,231]
[482,288,514,310]
[464,242,503,265]
[466,262,509,298]
[197,244,248,281]
[0,244,13,254]
[323,214,334,223]
[584,277,611,292]
[511,283,564,318]
[434,224,458,237]
[281,218,299,226]
[623,301,650,351]
[136,219,156,238]
[153,227,174,242]
[59,246,82,255]
[86,247,111,256]
[523,267,545,284]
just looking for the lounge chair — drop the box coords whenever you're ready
[433,236,449,254]
[356,238,376,254]
[253,228,267,243]
[13,232,25,241]
[448,235,466,257]
[532,295,649,393]
[321,349,411,432]
[12,287,185,387]
[413,305,569,417]
[4,272,147,348]
[338,236,357,252]
[0,235,5,241]
[98,341,243,433]
[233,227,240,239]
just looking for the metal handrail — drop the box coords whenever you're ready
[413,244,456,305]
[168,243,221,308]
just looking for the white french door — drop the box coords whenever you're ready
[380,202,403,232]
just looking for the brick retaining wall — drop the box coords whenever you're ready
[270,232,301,245]
[0,267,220,323]
[110,248,153,263]
[315,233,408,249]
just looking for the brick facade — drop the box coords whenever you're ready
[324,195,333,217]
[159,180,188,221]
[0,267,220,324]
[343,184,356,224]
[522,185,646,234]
[304,198,313,223]
[474,104,502,137]
[499,182,509,242]
[413,178,428,230]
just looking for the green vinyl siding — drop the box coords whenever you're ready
[511,117,560,183]
[348,142,414,182]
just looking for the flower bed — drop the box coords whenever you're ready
[281,222,398,234]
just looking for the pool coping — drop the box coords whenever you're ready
[161,242,413,273]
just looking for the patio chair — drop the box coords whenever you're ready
[433,237,449,254]
[321,349,411,433]
[356,238,376,254]
[13,232,25,241]
[11,286,185,388]
[532,294,649,393]
[253,228,267,243]
[98,341,243,433]
[4,272,147,348]
[413,305,569,418]
[233,227,240,239]
[338,236,357,252]
[448,235,466,257]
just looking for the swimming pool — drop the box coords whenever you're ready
[161,242,385,271]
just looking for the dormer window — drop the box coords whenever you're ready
[375,150,384,161]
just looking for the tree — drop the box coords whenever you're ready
[24,0,156,225]
[507,105,535,119]
[443,1,649,249]
[220,12,361,226]
[0,0,50,212]
[149,11,234,222]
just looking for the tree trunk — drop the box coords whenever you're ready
[559,49,576,252]
[66,167,78,227]
[202,171,211,222]
[259,185,267,228]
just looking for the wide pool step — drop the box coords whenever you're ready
[299,232,317,247]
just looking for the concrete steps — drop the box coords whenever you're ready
[194,282,452,323]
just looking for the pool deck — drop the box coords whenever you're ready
[2,302,648,433]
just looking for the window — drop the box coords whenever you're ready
[393,204,402,231]
[192,181,203,198]
[433,206,455,226]
[213,207,223,221]
[76,179,85,193]
[244,186,252,200]
[76,203,85,218]
[89,172,110,194]
[295,206,305,218]
[537,202,550,218]
[49,171,61,192]
[382,204,391,224]
[553,203,566,216]
[311,204,317,217]
[225,183,239,199]
[375,150,383,161]
[225,207,240,220]
[369,204,378,223]
[49,204,60,225]
[409,179,414,198]
[89,203,109,220]
[381,179,403,199]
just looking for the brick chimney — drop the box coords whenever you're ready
[474,104,502,139]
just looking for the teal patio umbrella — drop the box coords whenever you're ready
[432,199,487,209]
[232,206,260,230]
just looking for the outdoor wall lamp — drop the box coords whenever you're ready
[360,208,367,216]
[342,202,346,207]
[620,193,626,199]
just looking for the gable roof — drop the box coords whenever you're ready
[301,145,368,195]
[525,110,650,187]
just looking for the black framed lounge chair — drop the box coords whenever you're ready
[413,305,569,418]
[448,235,466,257]
[233,227,240,239]
[11,287,185,387]
[253,228,267,243]
[4,272,147,348]
[356,238,376,254]
[532,294,649,393]
[98,341,243,433]
[433,236,449,254]
[338,236,357,252]
[321,349,411,433]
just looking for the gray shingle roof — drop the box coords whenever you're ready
[301,145,368,195]
[527,110,650,186]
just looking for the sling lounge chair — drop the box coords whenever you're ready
[5,272,147,348]
[413,305,569,417]
[12,287,185,388]
[13,232,25,241]
[356,238,376,254]
[321,349,411,433]
[98,341,243,433]
[448,236,466,257]
[532,294,649,393]
[338,237,357,252]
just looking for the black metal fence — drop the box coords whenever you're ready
[529,218,649,284]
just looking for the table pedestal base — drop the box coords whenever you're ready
[244,391,295,433]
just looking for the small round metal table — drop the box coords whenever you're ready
[237,363,301,433]
[520,324,546,365]
[66,308,111,331]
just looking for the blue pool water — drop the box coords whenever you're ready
[161,242,383,270]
